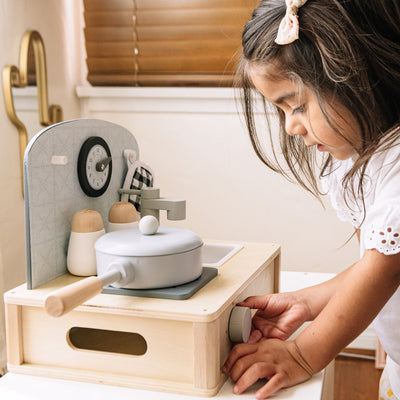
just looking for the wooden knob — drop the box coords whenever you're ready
[228,306,252,343]
[71,209,104,233]
[108,201,138,223]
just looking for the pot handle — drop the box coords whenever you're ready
[44,270,121,318]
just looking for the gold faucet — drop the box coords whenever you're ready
[2,30,63,195]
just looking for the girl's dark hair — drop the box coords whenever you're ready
[237,0,400,207]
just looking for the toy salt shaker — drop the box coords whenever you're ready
[107,201,138,232]
[67,209,105,276]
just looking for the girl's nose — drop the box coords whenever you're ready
[285,117,306,137]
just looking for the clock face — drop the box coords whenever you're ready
[78,136,112,197]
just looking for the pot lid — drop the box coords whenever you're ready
[95,227,203,257]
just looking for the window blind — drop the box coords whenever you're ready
[83,0,258,87]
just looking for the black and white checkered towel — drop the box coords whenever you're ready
[121,150,154,212]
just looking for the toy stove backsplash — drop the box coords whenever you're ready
[24,118,200,293]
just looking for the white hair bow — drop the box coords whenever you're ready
[275,0,308,45]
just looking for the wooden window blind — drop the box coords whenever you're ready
[83,0,259,87]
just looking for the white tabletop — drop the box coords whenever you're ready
[0,371,325,400]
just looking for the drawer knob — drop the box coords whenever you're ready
[228,306,252,343]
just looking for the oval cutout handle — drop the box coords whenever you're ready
[68,327,147,356]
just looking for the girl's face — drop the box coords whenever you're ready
[249,68,362,160]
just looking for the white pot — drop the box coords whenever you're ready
[95,227,203,289]
[45,226,203,317]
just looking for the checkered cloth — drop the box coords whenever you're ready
[127,165,154,211]
[121,150,154,213]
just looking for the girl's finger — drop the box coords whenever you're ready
[233,362,275,395]
[247,329,263,344]
[230,352,257,382]
[251,315,275,332]
[237,295,269,309]
[222,343,257,373]
[255,374,285,399]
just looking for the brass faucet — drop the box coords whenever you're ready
[2,30,63,195]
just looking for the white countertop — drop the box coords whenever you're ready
[0,371,326,400]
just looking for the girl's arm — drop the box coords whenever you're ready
[237,250,361,342]
[235,265,358,343]
[297,248,400,371]
[292,263,356,320]
[290,228,361,320]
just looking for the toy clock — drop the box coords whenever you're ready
[77,136,112,197]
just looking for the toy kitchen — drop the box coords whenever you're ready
[3,119,281,397]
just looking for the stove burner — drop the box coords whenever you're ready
[101,267,217,300]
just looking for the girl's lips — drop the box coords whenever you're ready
[317,144,325,152]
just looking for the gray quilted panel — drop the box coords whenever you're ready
[24,119,139,289]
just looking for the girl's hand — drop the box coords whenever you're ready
[238,293,311,343]
[223,339,312,399]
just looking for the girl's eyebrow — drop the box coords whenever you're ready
[274,92,297,105]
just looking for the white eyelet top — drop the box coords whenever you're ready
[321,138,400,396]
[322,142,400,256]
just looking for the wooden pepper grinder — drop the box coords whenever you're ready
[108,201,138,232]
[67,209,105,276]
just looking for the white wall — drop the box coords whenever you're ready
[0,0,82,371]
[78,87,360,274]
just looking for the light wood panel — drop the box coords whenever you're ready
[4,304,24,365]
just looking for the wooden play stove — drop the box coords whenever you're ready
[4,241,280,397]
[5,119,280,396]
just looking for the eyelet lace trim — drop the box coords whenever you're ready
[367,226,400,254]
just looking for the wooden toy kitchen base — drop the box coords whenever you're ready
[4,241,280,397]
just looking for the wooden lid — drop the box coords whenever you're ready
[71,209,104,233]
[108,201,138,223]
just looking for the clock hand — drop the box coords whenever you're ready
[96,156,112,172]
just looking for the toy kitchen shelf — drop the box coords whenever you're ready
[4,240,280,397]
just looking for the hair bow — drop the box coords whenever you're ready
[275,0,308,45]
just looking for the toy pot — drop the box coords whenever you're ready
[45,227,203,317]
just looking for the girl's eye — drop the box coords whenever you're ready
[292,105,305,114]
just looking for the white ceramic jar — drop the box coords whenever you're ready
[67,209,105,276]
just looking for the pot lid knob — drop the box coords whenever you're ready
[138,215,159,235]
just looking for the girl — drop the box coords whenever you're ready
[222,0,400,399]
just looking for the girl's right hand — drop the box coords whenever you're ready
[238,292,311,343]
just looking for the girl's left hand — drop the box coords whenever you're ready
[222,339,312,399]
